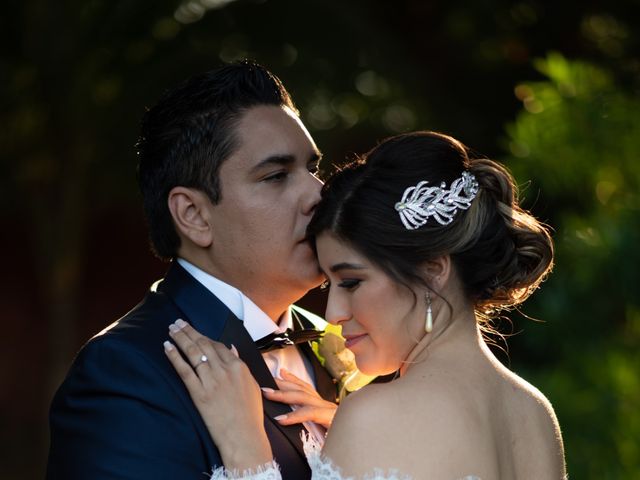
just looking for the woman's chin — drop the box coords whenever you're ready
[355,359,399,378]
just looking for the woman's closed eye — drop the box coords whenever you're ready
[338,279,361,290]
[320,278,360,291]
[263,170,288,182]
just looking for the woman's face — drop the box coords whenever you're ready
[316,232,425,376]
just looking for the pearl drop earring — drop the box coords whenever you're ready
[425,291,433,333]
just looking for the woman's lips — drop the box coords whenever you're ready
[344,334,367,349]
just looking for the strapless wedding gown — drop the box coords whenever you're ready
[209,434,482,480]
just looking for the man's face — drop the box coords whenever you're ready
[206,105,324,307]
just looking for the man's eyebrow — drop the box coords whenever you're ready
[250,151,322,174]
[329,262,366,273]
[249,155,295,174]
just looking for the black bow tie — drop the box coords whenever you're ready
[255,328,324,352]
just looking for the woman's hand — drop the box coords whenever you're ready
[164,319,272,472]
[264,368,338,429]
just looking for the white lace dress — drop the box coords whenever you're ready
[209,434,482,480]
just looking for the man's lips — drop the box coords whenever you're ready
[344,333,367,349]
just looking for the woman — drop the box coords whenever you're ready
[164,131,567,479]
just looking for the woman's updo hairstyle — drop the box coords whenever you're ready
[307,131,553,316]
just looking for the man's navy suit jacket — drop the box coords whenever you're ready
[46,262,336,480]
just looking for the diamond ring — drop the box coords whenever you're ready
[193,354,208,369]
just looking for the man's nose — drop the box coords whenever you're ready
[301,173,323,216]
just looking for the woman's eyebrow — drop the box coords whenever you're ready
[330,262,366,273]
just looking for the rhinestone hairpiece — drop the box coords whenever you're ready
[394,171,479,230]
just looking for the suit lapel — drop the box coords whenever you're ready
[158,263,307,458]
[156,262,228,341]
[300,342,338,403]
[291,309,338,403]
[218,314,308,458]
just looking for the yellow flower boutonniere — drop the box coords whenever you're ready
[290,305,375,402]
[311,323,375,402]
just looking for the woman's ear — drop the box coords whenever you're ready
[167,187,213,248]
[423,255,451,291]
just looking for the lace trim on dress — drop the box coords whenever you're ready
[302,433,482,480]
[302,433,411,480]
[209,460,281,480]
[208,434,483,480]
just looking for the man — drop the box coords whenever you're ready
[46,61,337,479]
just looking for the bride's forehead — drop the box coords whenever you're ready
[317,234,361,259]
[316,236,376,274]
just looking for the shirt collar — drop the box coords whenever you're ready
[176,258,288,341]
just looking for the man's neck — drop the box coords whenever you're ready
[233,285,303,323]
[176,256,303,322]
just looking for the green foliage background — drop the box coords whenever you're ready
[1,1,638,478]
[504,53,640,478]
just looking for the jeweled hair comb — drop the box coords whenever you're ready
[394,171,479,230]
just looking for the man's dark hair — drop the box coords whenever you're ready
[136,60,298,260]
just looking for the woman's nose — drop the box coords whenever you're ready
[325,289,351,326]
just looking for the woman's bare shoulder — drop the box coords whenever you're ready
[322,384,406,475]
[502,368,563,433]
[323,380,486,478]
[327,383,395,438]
[499,369,566,477]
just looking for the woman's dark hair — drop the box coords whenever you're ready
[307,131,554,315]
[136,60,297,260]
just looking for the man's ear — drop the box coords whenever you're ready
[167,187,213,248]
[423,255,451,291]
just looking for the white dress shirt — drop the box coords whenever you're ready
[177,258,325,440]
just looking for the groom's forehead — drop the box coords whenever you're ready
[222,106,318,173]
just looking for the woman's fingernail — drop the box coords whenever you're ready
[175,319,188,329]
[163,341,174,352]
[274,414,288,421]
[261,387,275,394]
[168,324,180,333]
[230,344,239,357]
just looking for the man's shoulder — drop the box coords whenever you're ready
[59,262,237,393]
[86,288,175,350]
[47,283,221,479]
[76,269,234,371]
